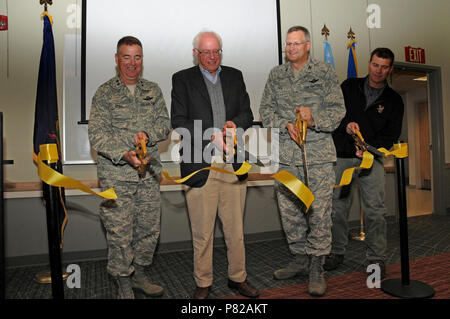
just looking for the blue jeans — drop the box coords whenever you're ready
[330,157,387,261]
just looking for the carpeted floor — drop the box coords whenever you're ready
[4,214,450,299]
[224,252,450,299]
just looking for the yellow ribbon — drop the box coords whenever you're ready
[378,142,408,159]
[334,151,374,188]
[271,170,315,212]
[162,161,252,184]
[162,124,315,213]
[163,160,315,212]
[36,144,117,199]
[333,143,408,188]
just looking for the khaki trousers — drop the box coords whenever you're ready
[185,162,247,287]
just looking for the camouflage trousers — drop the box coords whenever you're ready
[99,178,161,277]
[275,162,334,256]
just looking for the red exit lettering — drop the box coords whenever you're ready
[405,46,425,64]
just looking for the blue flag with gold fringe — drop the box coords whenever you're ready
[347,40,358,78]
[33,14,67,248]
[324,41,335,68]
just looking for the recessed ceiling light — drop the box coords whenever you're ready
[413,76,427,81]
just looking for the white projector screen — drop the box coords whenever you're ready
[63,0,280,164]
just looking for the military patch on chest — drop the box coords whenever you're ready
[377,105,384,114]
[142,96,155,105]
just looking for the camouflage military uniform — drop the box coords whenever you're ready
[88,75,171,277]
[260,57,345,256]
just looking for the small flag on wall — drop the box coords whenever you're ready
[346,27,358,78]
[321,24,335,68]
[324,41,335,68]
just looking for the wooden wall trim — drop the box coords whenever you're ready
[4,168,402,192]
[4,173,275,192]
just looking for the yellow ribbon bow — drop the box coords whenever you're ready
[334,142,408,188]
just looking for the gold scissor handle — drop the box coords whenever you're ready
[352,129,367,152]
[222,128,237,161]
[295,112,307,147]
[136,139,147,177]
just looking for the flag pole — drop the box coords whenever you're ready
[349,185,366,241]
[344,26,364,240]
[346,27,358,78]
[321,24,329,41]
[42,173,65,299]
[381,141,434,298]
[322,24,336,69]
[34,0,65,298]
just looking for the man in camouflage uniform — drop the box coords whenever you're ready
[260,26,345,297]
[88,36,171,299]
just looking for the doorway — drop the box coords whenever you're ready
[391,69,431,217]
[391,62,446,216]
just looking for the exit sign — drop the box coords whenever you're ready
[0,15,7,31]
[405,46,425,64]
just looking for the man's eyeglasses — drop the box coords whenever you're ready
[196,49,222,56]
[285,41,309,48]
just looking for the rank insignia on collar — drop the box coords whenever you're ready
[377,105,384,114]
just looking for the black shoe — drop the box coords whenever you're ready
[228,279,260,298]
[368,260,386,280]
[193,286,210,299]
[323,253,344,271]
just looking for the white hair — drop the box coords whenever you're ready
[192,30,223,50]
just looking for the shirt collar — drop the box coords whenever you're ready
[114,75,143,87]
[364,76,387,91]
[199,65,222,84]
[285,55,314,76]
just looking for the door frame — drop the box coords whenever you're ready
[416,101,431,190]
[393,62,446,215]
